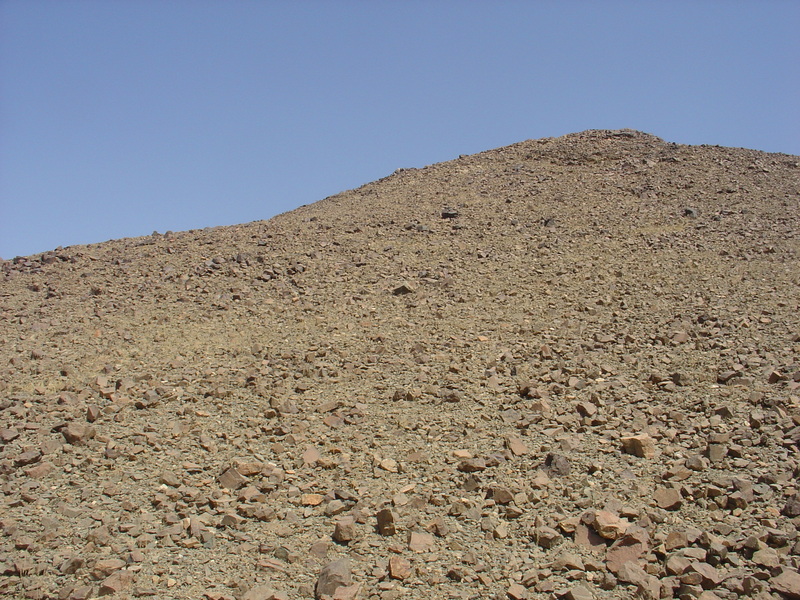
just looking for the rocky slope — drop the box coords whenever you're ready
[1,129,799,600]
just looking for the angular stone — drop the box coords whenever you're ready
[531,470,552,489]
[441,207,459,219]
[64,585,93,600]
[458,458,486,472]
[321,499,346,517]
[98,570,133,596]
[14,449,42,467]
[535,526,562,549]
[543,453,571,476]
[620,434,655,459]
[316,559,352,599]
[379,458,398,472]
[696,592,723,600]
[782,493,800,517]
[575,523,606,552]
[771,569,800,599]
[25,462,53,479]
[392,282,415,295]
[493,521,509,539]
[654,487,682,510]
[303,446,321,466]
[332,516,358,543]
[552,551,584,571]
[87,525,112,546]
[606,531,648,573]
[330,584,360,600]
[665,554,692,576]
[59,557,84,574]
[242,586,278,600]
[376,508,398,536]
[665,530,689,551]
[92,558,126,578]
[727,491,749,509]
[388,556,411,580]
[561,584,595,600]
[425,516,449,537]
[86,405,101,423]
[507,582,528,599]
[686,562,722,588]
[585,510,629,540]
[706,443,726,463]
[302,493,326,506]
[752,546,781,568]
[221,513,245,528]
[407,531,435,552]
[310,541,330,560]
[617,561,660,598]
[491,486,514,505]
[505,435,529,456]
[235,461,265,476]
[0,428,20,443]
[159,470,181,487]
[62,423,96,445]
[218,467,247,490]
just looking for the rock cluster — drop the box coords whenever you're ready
[1,130,799,599]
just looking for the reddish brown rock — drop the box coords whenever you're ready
[606,529,649,573]
[218,467,247,490]
[575,523,606,552]
[315,558,352,599]
[86,405,101,422]
[685,562,722,589]
[64,585,93,600]
[0,428,20,443]
[665,530,689,551]
[302,493,326,506]
[376,508,398,535]
[771,569,800,599]
[388,556,412,580]
[92,558,126,578]
[159,470,181,487]
[407,531,435,552]
[303,446,321,466]
[620,434,655,459]
[62,423,96,445]
[490,485,515,505]
[617,561,659,598]
[98,569,133,596]
[535,526,563,549]
[653,486,682,510]
[561,584,595,600]
[458,458,487,472]
[332,516,358,543]
[25,462,53,479]
[13,449,42,467]
[665,554,692,576]
[507,582,528,599]
[782,493,800,517]
[584,510,629,540]
[505,435,529,456]
[242,586,279,600]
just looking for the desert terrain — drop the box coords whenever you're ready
[1,129,799,600]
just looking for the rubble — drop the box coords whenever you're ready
[1,130,798,599]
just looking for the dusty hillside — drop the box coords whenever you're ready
[1,129,799,600]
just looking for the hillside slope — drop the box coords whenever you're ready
[1,130,799,600]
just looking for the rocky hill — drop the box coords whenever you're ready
[1,129,799,600]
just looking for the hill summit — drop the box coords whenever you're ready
[1,130,799,600]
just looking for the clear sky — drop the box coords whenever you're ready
[1,1,798,259]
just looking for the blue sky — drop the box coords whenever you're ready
[1,1,798,259]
